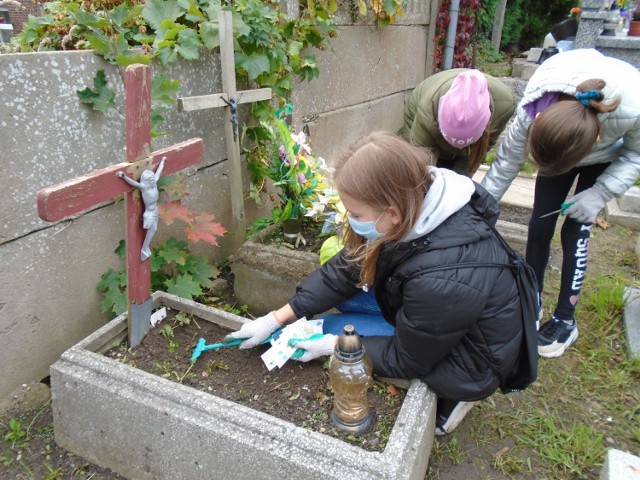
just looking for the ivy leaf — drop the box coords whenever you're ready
[143,0,184,31]
[287,40,304,58]
[178,255,219,287]
[157,46,178,66]
[109,3,144,27]
[199,21,219,50]
[115,52,152,66]
[231,13,251,37]
[165,274,203,299]
[156,239,188,266]
[101,286,128,317]
[150,251,165,273]
[235,52,270,81]
[74,11,110,28]
[176,28,202,60]
[151,105,171,137]
[182,0,205,23]
[77,70,116,114]
[97,268,127,317]
[302,27,323,47]
[152,74,179,104]
[114,239,127,259]
[202,3,221,23]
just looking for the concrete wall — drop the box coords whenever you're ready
[0,0,434,407]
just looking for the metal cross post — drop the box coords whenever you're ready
[177,10,272,248]
[37,64,204,348]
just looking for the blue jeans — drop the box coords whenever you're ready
[322,290,395,337]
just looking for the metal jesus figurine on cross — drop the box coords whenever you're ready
[178,10,272,248]
[37,64,204,348]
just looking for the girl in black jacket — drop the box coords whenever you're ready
[226,132,526,435]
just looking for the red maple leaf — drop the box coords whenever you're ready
[159,200,194,225]
[185,212,227,245]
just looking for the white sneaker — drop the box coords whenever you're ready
[435,400,479,436]
[537,295,543,331]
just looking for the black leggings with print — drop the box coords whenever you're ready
[526,163,610,321]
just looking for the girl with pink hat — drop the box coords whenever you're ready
[403,69,516,177]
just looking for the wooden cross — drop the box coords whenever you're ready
[177,10,272,248]
[37,64,204,348]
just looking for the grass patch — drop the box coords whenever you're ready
[429,224,640,479]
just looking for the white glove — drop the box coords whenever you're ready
[289,334,338,362]
[223,312,280,349]
[564,185,612,224]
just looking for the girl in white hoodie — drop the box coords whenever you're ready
[481,49,640,358]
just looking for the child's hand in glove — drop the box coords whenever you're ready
[289,334,338,362]
[564,185,612,224]
[223,312,280,349]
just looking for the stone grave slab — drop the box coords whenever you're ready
[51,291,436,480]
[623,288,640,359]
[599,448,640,480]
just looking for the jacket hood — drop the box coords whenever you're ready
[403,167,476,241]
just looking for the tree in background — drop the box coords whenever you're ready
[505,0,578,51]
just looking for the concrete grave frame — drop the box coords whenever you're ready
[51,291,436,480]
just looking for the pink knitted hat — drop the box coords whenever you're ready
[438,70,491,148]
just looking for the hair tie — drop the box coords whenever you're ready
[575,90,603,107]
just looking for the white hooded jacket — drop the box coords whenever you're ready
[481,49,640,201]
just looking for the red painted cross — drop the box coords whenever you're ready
[37,64,204,348]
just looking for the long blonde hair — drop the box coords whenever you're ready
[333,131,435,286]
[528,79,620,176]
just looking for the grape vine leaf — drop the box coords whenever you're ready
[77,70,116,113]
[165,274,203,299]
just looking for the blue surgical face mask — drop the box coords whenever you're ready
[348,213,384,241]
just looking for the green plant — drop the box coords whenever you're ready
[167,340,179,353]
[444,435,464,465]
[500,0,524,49]
[517,0,579,50]
[159,323,174,339]
[43,465,64,480]
[97,236,221,317]
[3,418,27,449]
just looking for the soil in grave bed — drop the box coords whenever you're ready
[498,204,532,225]
[104,309,406,452]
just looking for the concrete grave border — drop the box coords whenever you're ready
[51,291,436,480]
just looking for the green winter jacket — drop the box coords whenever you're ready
[403,69,515,176]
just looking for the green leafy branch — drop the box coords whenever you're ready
[97,237,220,317]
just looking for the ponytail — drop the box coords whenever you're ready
[527,79,620,176]
[574,79,620,112]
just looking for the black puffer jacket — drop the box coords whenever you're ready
[289,182,524,401]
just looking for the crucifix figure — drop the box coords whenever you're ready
[177,10,272,248]
[220,93,243,141]
[117,156,166,261]
[37,64,204,348]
